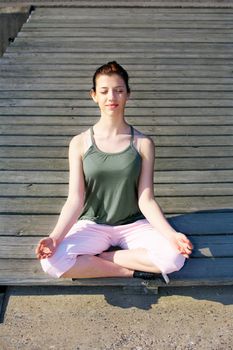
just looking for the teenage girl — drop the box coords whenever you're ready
[35,61,193,283]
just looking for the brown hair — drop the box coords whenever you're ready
[92,61,130,93]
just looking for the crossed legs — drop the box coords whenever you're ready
[61,248,159,278]
[41,219,185,279]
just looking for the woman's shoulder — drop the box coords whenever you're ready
[69,128,92,157]
[133,127,155,150]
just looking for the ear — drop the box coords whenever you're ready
[90,89,98,103]
[126,91,131,101]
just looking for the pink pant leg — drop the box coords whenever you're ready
[116,219,186,275]
[40,220,113,278]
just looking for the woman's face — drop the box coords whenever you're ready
[91,74,130,116]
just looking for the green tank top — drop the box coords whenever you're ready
[78,125,145,225]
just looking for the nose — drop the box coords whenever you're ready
[107,89,115,100]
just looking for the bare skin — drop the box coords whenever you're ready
[35,73,193,278]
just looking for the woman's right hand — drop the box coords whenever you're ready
[35,237,58,260]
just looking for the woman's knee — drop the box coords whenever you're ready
[40,258,61,278]
[147,248,186,274]
[40,255,78,279]
[164,253,186,274]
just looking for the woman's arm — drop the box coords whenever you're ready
[138,136,193,257]
[36,134,86,259]
[48,134,85,245]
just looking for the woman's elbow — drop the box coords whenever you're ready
[66,194,84,210]
[138,194,154,212]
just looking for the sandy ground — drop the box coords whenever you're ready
[0,285,232,350]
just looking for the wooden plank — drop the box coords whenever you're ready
[13,34,233,43]
[18,29,233,38]
[1,83,233,91]
[168,211,233,235]
[2,68,233,77]
[1,170,233,183]
[3,56,233,65]
[1,91,233,100]
[1,157,233,171]
[9,37,233,48]
[0,196,232,214]
[2,1,233,9]
[0,90,232,100]
[191,235,233,258]
[1,135,233,147]
[1,183,233,197]
[0,235,232,259]
[33,8,233,15]
[0,258,232,287]
[154,158,233,170]
[1,107,233,117]
[25,22,233,31]
[5,46,233,58]
[2,99,233,108]
[17,30,233,38]
[1,125,233,136]
[34,7,233,14]
[26,12,233,20]
[1,146,232,158]
[171,257,233,282]
[2,76,233,84]
[1,211,232,236]
[0,214,59,236]
[1,115,233,126]
[1,68,233,79]
[2,64,233,73]
[5,48,233,58]
[21,21,233,29]
[28,20,233,28]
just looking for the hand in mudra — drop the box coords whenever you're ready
[169,232,193,258]
[35,237,57,260]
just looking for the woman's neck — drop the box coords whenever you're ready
[94,117,130,136]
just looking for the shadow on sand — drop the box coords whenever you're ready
[1,284,232,324]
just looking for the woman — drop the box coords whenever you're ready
[35,61,193,283]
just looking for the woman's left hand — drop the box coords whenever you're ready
[169,232,194,258]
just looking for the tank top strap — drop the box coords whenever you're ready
[130,125,134,147]
[90,126,95,145]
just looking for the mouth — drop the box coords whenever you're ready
[106,104,118,107]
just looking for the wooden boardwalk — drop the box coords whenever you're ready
[0,3,233,291]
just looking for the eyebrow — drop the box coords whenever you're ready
[99,85,125,89]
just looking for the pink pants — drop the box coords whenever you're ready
[40,219,185,279]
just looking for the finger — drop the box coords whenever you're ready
[179,234,193,247]
[180,240,193,251]
[35,243,42,254]
[186,239,194,250]
[36,253,43,260]
[40,253,47,259]
[36,243,46,255]
[43,247,51,254]
[183,247,193,255]
[178,247,190,258]
[181,237,192,246]
[178,246,192,257]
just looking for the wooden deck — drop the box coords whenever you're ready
[0,3,233,292]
